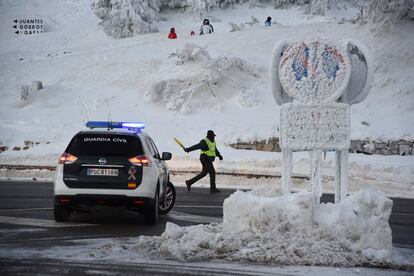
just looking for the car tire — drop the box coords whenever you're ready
[159,182,176,215]
[54,205,70,222]
[144,187,159,225]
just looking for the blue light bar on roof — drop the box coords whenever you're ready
[86,121,145,131]
[122,122,145,129]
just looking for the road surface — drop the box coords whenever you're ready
[0,181,413,275]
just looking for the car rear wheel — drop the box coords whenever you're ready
[159,182,176,215]
[54,205,71,222]
[144,187,159,225]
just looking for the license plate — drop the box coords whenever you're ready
[87,168,118,176]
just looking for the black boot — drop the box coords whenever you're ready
[185,180,191,192]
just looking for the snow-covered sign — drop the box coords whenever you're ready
[271,39,370,204]
[279,40,350,104]
[280,103,350,151]
[13,18,44,35]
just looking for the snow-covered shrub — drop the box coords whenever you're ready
[146,45,261,112]
[213,56,260,107]
[399,0,414,20]
[346,0,413,28]
[20,85,30,102]
[146,79,196,112]
[92,0,222,36]
[235,87,257,107]
[308,0,329,15]
[92,0,160,38]
[168,43,210,65]
[229,22,245,32]
[245,16,259,26]
[271,0,296,9]
[91,0,413,39]
[168,0,218,17]
[214,56,260,78]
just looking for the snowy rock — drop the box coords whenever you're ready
[31,81,43,91]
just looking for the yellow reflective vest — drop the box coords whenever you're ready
[201,138,216,157]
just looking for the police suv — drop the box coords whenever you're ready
[54,121,175,225]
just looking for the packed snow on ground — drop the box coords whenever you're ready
[0,239,412,276]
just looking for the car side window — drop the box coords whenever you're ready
[144,138,155,157]
[149,138,161,160]
[145,137,159,160]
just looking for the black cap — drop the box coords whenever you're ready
[207,130,216,137]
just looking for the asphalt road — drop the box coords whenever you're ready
[0,181,413,275]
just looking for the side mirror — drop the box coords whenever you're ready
[161,152,172,161]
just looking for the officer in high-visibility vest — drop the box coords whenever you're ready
[184,130,223,193]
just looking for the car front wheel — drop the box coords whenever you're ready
[159,182,176,214]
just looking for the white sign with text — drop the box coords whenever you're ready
[13,18,44,35]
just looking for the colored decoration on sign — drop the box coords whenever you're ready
[279,39,350,104]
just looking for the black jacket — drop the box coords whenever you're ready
[187,138,222,161]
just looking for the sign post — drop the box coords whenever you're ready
[271,39,370,204]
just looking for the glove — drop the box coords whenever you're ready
[184,148,190,153]
[218,155,223,161]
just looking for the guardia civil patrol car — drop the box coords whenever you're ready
[54,121,175,225]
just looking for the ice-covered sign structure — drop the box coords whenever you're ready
[271,39,370,203]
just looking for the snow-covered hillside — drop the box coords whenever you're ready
[0,1,413,188]
[1,1,414,272]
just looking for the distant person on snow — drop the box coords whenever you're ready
[265,16,272,27]
[200,19,214,35]
[168,28,177,39]
[190,31,195,36]
[184,130,223,193]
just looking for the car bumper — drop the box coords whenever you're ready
[54,165,156,199]
[54,194,154,210]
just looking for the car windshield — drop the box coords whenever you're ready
[66,133,143,157]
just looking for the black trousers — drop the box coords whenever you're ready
[187,154,216,190]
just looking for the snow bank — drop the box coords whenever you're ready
[137,187,393,266]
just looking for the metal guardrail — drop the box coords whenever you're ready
[0,164,310,180]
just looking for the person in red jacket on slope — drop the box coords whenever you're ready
[168,28,177,39]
